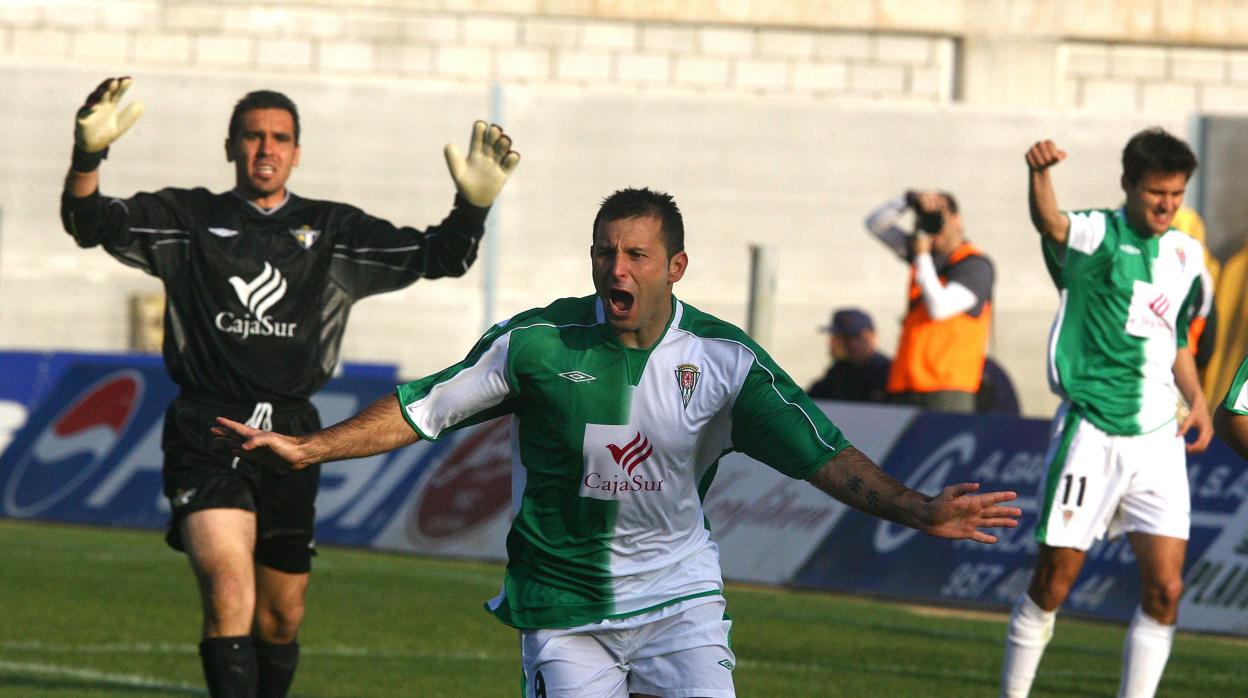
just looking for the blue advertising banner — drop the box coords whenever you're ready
[0,363,433,546]
[793,411,1248,627]
[0,351,165,411]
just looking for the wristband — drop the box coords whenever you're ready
[71,146,108,173]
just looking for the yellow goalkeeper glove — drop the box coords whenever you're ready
[74,77,144,161]
[443,120,520,208]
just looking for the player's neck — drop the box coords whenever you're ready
[235,186,290,212]
[614,299,675,350]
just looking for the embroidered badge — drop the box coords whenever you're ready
[674,363,700,409]
[289,224,321,249]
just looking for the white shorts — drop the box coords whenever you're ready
[519,596,735,698]
[1035,403,1190,551]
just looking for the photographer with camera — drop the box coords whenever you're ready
[864,190,995,413]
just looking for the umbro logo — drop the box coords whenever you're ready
[718,659,735,671]
[559,371,596,383]
[208,227,239,238]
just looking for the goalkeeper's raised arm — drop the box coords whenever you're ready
[65,77,144,198]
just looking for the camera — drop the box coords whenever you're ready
[905,191,945,234]
[916,210,944,234]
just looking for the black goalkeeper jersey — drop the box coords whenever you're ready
[62,187,489,403]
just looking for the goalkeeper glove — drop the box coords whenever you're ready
[443,120,520,208]
[73,77,144,171]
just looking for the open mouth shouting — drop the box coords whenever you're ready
[606,288,636,320]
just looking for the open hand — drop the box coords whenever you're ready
[444,120,521,208]
[919,483,1020,544]
[76,77,144,154]
[211,417,310,473]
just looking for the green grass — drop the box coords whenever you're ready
[0,519,1243,697]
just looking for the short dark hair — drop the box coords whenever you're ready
[939,191,959,214]
[1122,128,1197,186]
[592,187,685,257]
[228,90,301,144]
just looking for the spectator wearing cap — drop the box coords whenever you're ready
[865,189,995,413]
[807,308,892,403]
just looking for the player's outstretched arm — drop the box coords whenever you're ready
[444,120,521,208]
[211,394,421,472]
[808,447,1020,544]
[1025,139,1070,245]
[66,77,144,198]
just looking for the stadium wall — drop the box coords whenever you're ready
[2,1,1247,416]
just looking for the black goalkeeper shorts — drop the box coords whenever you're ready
[161,393,322,574]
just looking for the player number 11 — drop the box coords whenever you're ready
[1061,474,1087,507]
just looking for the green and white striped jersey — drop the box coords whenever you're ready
[396,294,849,629]
[1221,354,1248,416]
[1042,208,1205,435]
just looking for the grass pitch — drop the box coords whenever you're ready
[0,519,1243,697]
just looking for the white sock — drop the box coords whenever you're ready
[1118,607,1175,698]
[1000,594,1056,698]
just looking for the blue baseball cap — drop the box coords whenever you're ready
[821,308,874,336]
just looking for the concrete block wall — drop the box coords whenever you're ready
[0,1,957,103]
[1062,41,1248,115]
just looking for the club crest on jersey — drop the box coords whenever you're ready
[1176,248,1186,267]
[674,363,701,409]
[289,224,320,249]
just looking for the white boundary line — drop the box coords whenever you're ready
[0,659,204,694]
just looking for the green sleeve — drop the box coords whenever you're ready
[1174,275,1202,349]
[395,322,519,441]
[1221,354,1248,416]
[729,357,850,480]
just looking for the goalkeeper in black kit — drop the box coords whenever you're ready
[60,77,521,698]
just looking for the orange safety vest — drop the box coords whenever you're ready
[887,242,991,394]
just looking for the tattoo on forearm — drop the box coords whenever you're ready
[867,491,881,511]
[846,475,864,493]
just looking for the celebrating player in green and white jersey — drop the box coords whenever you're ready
[215,188,1021,698]
[1000,131,1214,698]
